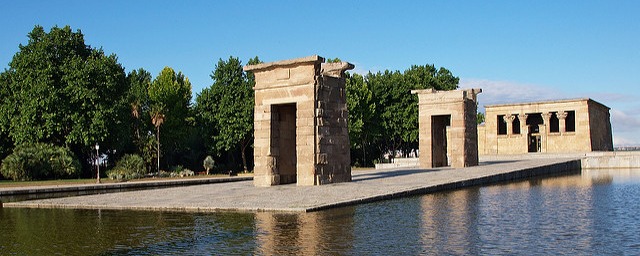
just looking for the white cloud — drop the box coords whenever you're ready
[610,108,640,133]
[588,92,636,103]
[613,134,639,146]
[459,78,561,110]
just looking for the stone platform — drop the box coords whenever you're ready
[3,156,582,212]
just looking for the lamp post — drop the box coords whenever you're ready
[95,143,100,184]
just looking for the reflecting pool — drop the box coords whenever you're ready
[1,169,639,255]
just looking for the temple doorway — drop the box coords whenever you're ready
[271,104,297,184]
[431,115,451,167]
[526,113,543,153]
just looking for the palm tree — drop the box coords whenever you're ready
[150,105,165,174]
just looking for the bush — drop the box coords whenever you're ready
[170,165,185,173]
[107,154,146,181]
[0,143,81,181]
[203,155,215,174]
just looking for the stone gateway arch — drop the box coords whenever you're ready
[245,55,354,187]
[412,88,482,168]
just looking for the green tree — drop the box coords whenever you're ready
[126,68,152,144]
[0,25,130,175]
[195,56,260,172]
[346,72,379,166]
[359,64,459,162]
[0,72,14,162]
[148,67,192,170]
[149,104,165,173]
[125,68,155,170]
[477,112,486,124]
[368,70,406,159]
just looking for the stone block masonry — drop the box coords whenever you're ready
[412,88,482,168]
[245,55,354,186]
[479,98,613,155]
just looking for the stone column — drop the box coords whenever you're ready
[503,114,516,135]
[541,112,553,153]
[542,112,552,134]
[519,114,529,134]
[519,114,529,153]
[557,111,568,133]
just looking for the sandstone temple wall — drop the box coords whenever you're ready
[479,98,613,155]
[245,55,353,186]
[412,88,482,168]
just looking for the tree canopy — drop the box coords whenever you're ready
[195,56,261,171]
[0,25,130,174]
[148,67,193,169]
[0,24,463,179]
[346,64,459,166]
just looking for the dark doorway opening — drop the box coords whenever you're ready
[497,115,507,135]
[431,115,451,167]
[526,113,543,153]
[271,104,297,184]
[549,112,559,133]
[513,115,521,134]
[566,111,576,132]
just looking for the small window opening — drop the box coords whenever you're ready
[497,115,507,135]
[566,111,576,132]
[549,112,559,133]
[512,115,521,134]
[526,113,543,134]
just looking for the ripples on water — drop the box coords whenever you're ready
[1,169,639,255]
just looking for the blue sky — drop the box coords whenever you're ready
[1,1,639,145]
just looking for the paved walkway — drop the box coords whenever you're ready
[3,156,581,212]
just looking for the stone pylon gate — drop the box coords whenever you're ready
[412,88,482,168]
[244,55,353,186]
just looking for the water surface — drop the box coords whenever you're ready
[1,169,638,255]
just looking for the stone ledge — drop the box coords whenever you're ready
[0,176,253,196]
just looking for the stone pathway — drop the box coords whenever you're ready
[3,156,581,212]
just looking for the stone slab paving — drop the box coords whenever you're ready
[3,156,581,212]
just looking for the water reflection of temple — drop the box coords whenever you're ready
[254,208,355,255]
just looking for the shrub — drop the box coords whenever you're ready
[170,165,185,173]
[107,154,146,181]
[0,143,81,181]
[170,169,194,177]
[203,155,215,174]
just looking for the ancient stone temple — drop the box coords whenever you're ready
[478,98,613,154]
[245,55,353,187]
[412,88,482,168]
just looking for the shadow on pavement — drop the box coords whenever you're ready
[352,168,445,182]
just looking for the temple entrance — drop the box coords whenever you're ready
[271,104,297,184]
[526,113,543,153]
[431,115,451,167]
[528,134,541,153]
